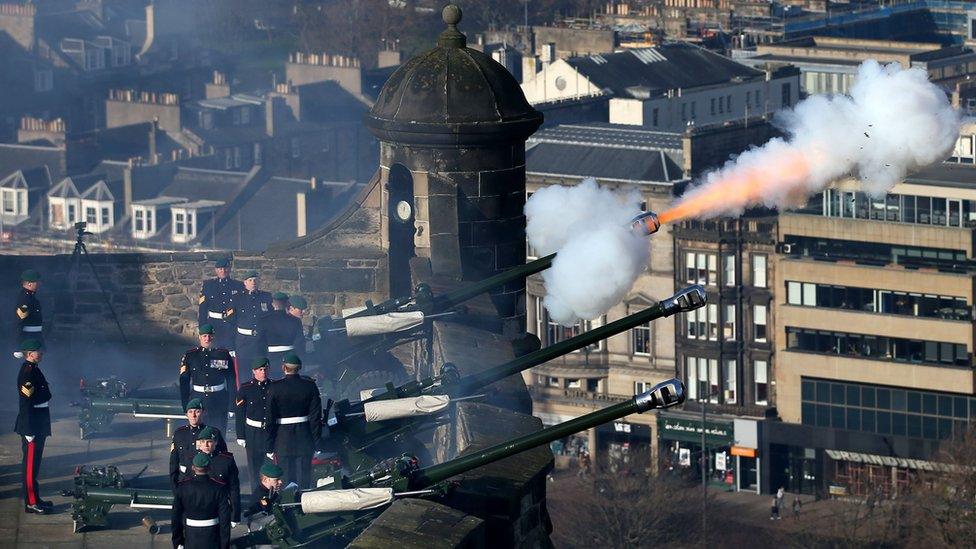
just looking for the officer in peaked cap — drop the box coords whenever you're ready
[257,293,305,367]
[189,426,241,525]
[15,270,43,343]
[230,270,272,376]
[169,398,227,489]
[236,357,275,491]
[172,452,231,549]
[15,339,52,514]
[179,324,237,437]
[265,353,322,489]
[198,258,244,353]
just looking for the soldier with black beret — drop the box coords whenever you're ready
[179,324,236,436]
[236,356,274,491]
[172,452,231,549]
[265,353,322,489]
[189,426,241,525]
[15,270,43,343]
[169,398,227,489]
[230,270,272,374]
[15,339,52,514]
[198,258,244,352]
[257,293,306,367]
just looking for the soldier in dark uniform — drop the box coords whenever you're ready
[236,357,274,491]
[189,426,241,525]
[169,398,227,489]
[265,353,322,489]
[244,462,284,519]
[179,324,237,436]
[15,270,43,343]
[198,258,244,353]
[15,339,52,514]
[258,293,306,367]
[172,452,231,549]
[231,271,272,374]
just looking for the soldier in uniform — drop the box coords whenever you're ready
[172,452,231,549]
[15,270,43,343]
[198,258,244,353]
[190,426,241,525]
[244,462,284,519]
[170,398,227,489]
[265,353,322,489]
[236,357,274,491]
[180,324,237,436]
[15,339,52,514]
[231,271,272,373]
[258,293,305,367]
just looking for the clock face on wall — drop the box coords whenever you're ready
[395,199,413,222]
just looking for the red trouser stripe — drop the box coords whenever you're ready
[25,440,36,505]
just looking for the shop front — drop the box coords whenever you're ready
[597,420,653,473]
[658,412,735,490]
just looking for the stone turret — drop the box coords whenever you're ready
[365,4,543,332]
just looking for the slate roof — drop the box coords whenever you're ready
[529,123,683,151]
[526,141,682,184]
[157,167,250,202]
[567,43,762,98]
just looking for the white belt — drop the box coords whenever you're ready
[245,418,264,428]
[179,465,187,473]
[268,345,293,352]
[237,327,256,336]
[22,326,42,333]
[207,311,223,319]
[185,517,219,527]
[192,382,226,393]
[278,415,310,425]
[33,401,49,408]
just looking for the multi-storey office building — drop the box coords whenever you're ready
[772,161,976,497]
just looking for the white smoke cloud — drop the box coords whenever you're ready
[525,179,649,325]
[671,60,961,218]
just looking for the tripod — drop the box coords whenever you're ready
[68,222,128,345]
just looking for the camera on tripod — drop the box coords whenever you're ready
[74,221,93,238]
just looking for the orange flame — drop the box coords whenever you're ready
[658,148,814,225]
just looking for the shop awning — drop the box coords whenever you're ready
[825,449,957,472]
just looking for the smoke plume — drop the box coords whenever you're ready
[662,60,961,222]
[525,179,649,325]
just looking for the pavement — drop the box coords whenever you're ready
[0,338,259,548]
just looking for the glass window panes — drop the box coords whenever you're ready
[752,255,767,288]
[754,360,768,405]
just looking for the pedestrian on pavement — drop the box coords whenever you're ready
[15,339,52,514]
[792,496,802,520]
[577,452,591,480]
[776,486,785,510]
[770,497,779,520]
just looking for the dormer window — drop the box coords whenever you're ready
[132,206,155,238]
[173,208,195,241]
[2,188,26,216]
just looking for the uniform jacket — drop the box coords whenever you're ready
[198,277,244,326]
[245,483,279,518]
[236,379,271,446]
[230,290,273,332]
[169,424,227,487]
[176,451,241,522]
[172,474,231,549]
[265,374,322,456]
[257,310,304,358]
[15,360,51,437]
[15,288,42,331]
[179,347,237,406]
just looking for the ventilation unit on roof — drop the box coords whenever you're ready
[631,48,666,64]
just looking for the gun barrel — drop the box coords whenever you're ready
[452,285,706,395]
[87,397,185,416]
[82,487,173,507]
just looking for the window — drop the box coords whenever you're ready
[723,304,736,338]
[567,379,582,389]
[134,209,144,231]
[722,254,735,286]
[632,322,651,355]
[710,97,716,115]
[723,360,737,403]
[754,360,768,405]
[691,101,696,119]
[681,102,686,121]
[782,82,792,107]
[685,252,717,285]
[685,357,718,402]
[533,297,603,351]
[34,69,53,92]
[2,189,18,214]
[85,206,96,224]
[68,203,76,223]
[635,381,650,394]
[746,90,752,108]
[100,207,110,226]
[718,95,724,113]
[652,108,659,127]
[233,147,242,168]
[753,304,767,343]
[253,143,263,165]
[173,209,196,238]
[725,95,732,113]
[686,304,718,341]
[752,254,767,287]
[290,137,301,158]
[785,327,969,367]
[146,208,154,233]
[547,376,559,387]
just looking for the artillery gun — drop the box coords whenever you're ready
[235,378,685,547]
[63,378,684,545]
[75,378,185,439]
[325,285,706,472]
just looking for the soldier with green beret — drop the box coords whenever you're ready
[179,323,236,437]
[190,426,241,524]
[169,397,227,489]
[172,452,231,549]
[245,462,285,519]
[236,356,275,490]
